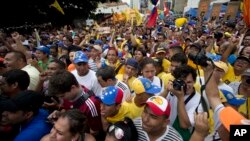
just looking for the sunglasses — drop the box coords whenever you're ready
[108,124,124,140]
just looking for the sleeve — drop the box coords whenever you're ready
[80,97,103,132]
[92,77,103,98]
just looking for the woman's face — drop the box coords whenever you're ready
[134,51,144,62]
[49,117,77,141]
[141,64,156,81]
[107,50,118,64]
[241,46,250,57]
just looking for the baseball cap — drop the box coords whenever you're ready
[73,51,88,64]
[126,58,139,69]
[156,47,166,54]
[146,96,171,117]
[220,89,246,106]
[219,106,250,131]
[213,60,228,73]
[94,39,103,45]
[0,90,44,112]
[36,46,50,55]
[132,78,161,94]
[236,55,250,63]
[91,45,102,53]
[100,86,123,105]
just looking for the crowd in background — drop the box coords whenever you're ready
[0,12,249,141]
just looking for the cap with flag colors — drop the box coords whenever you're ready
[132,78,161,94]
[146,96,171,117]
[100,86,124,105]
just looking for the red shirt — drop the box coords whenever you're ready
[62,86,102,132]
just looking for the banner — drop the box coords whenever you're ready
[224,1,240,21]
[97,27,111,34]
[198,0,210,18]
[210,3,222,20]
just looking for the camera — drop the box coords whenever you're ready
[173,79,187,92]
[188,49,209,67]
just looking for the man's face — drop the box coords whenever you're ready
[97,76,109,88]
[155,52,166,59]
[50,48,58,58]
[141,106,168,134]
[75,62,89,76]
[1,110,26,125]
[47,62,62,78]
[100,103,119,118]
[49,117,75,141]
[90,48,100,59]
[233,59,249,72]
[4,53,19,71]
[35,50,47,61]
[0,76,14,96]
[157,35,165,42]
[181,73,195,95]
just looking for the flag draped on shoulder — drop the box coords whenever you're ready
[50,0,65,15]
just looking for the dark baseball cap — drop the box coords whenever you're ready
[236,55,250,64]
[0,90,44,112]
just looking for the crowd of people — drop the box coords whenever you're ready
[0,12,249,141]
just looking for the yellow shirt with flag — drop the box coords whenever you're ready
[222,64,241,84]
[122,97,144,119]
[106,103,133,123]
[116,74,136,90]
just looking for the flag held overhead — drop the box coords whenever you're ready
[50,0,65,15]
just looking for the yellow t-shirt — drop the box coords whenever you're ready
[122,97,144,119]
[152,57,171,73]
[222,64,241,84]
[116,74,136,90]
[106,103,133,123]
[158,72,172,86]
[104,60,125,75]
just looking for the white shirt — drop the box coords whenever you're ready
[167,91,204,129]
[22,64,40,90]
[72,69,102,97]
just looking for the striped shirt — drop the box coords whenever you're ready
[133,118,183,141]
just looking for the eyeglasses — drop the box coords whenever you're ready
[108,124,124,140]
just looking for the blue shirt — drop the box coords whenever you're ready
[14,109,52,141]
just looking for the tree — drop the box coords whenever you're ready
[0,0,118,29]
